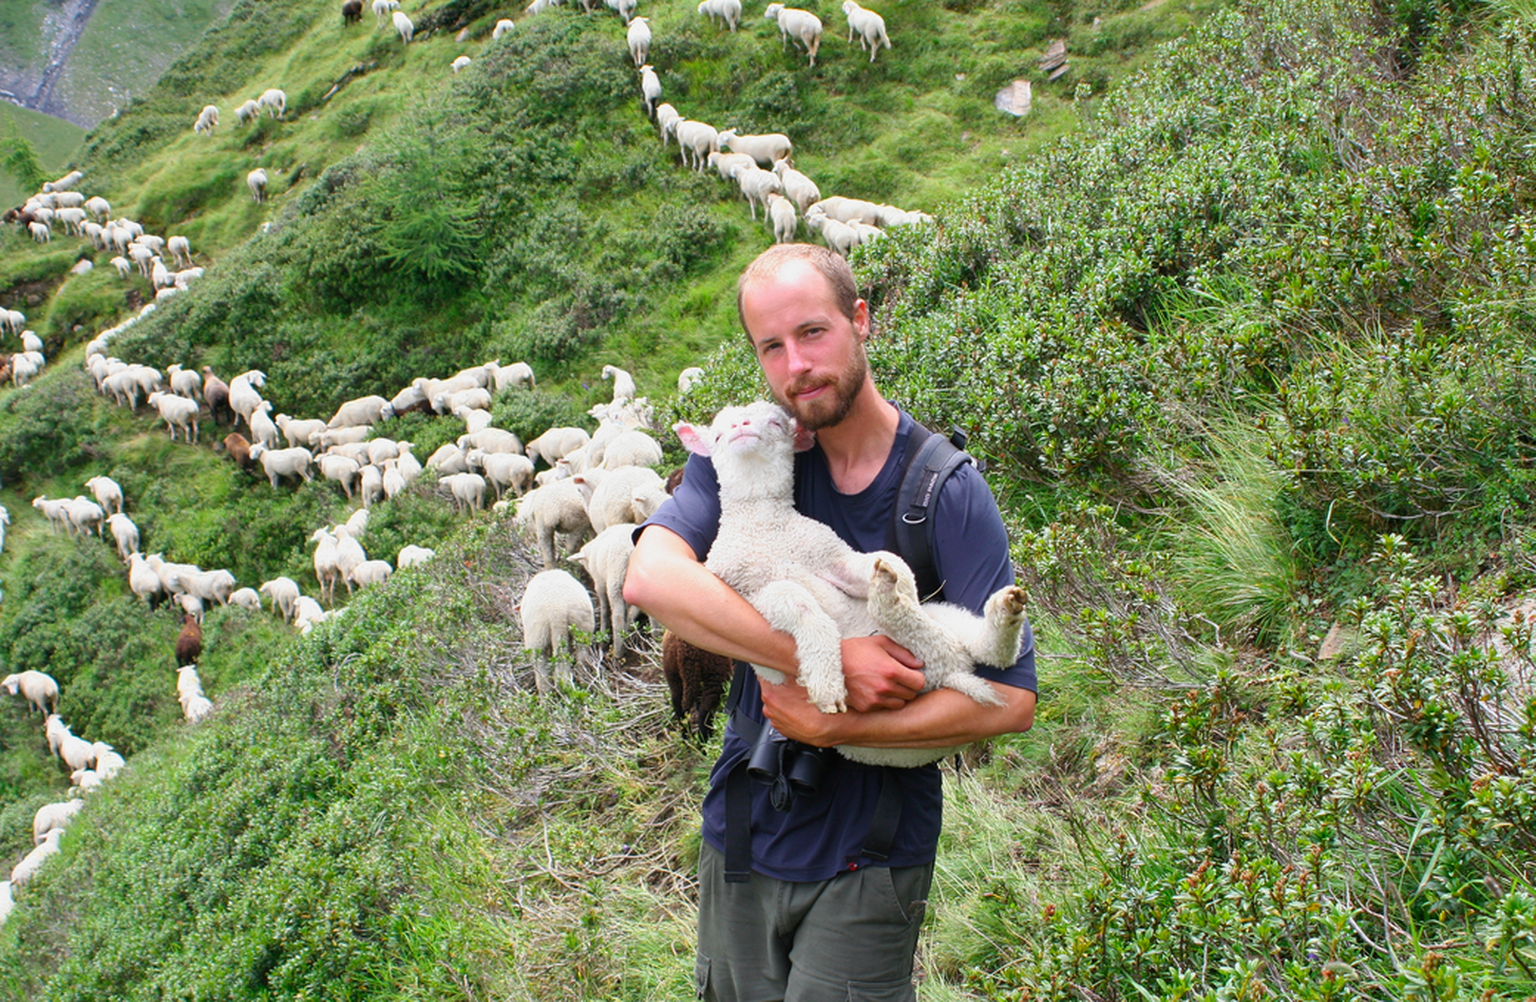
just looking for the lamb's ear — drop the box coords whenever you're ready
[673,421,713,457]
[791,420,816,453]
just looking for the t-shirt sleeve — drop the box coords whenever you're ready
[930,463,1038,693]
[633,453,722,559]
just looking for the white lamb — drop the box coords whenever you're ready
[33,799,84,845]
[350,559,393,588]
[600,429,663,469]
[65,496,105,537]
[397,544,436,568]
[260,576,301,620]
[259,88,287,118]
[11,828,65,887]
[737,166,783,222]
[84,195,110,220]
[317,453,362,497]
[193,104,220,135]
[698,0,740,30]
[601,364,636,404]
[655,103,681,145]
[167,235,192,268]
[766,192,798,243]
[515,480,593,569]
[468,450,535,499]
[441,472,488,513]
[393,10,414,43]
[805,208,860,257]
[626,16,651,67]
[525,426,591,467]
[487,359,535,392]
[235,98,261,125]
[573,524,641,658]
[716,128,793,168]
[493,18,515,38]
[578,465,666,532]
[639,64,661,117]
[148,391,201,442]
[249,400,280,448]
[765,3,822,65]
[105,512,140,562]
[328,394,394,428]
[276,414,328,448]
[248,168,268,203]
[519,569,595,694]
[229,587,263,611]
[672,401,1028,766]
[249,444,314,489]
[27,221,49,243]
[771,158,821,213]
[165,363,202,399]
[2,671,59,715]
[83,475,124,514]
[842,1,890,61]
[675,120,719,171]
[452,55,472,73]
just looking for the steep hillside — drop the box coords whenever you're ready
[3,0,1536,998]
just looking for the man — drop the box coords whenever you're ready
[623,244,1036,1002]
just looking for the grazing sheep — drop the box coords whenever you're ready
[28,221,49,243]
[84,195,110,220]
[371,0,399,24]
[674,119,719,171]
[293,596,329,633]
[230,587,263,611]
[804,207,860,257]
[259,88,287,118]
[178,592,206,623]
[248,400,280,448]
[193,105,220,135]
[165,363,202,399]
[493,18,515,38]
[248,444,315,490]
[601,364,637,404]
[525,427,591,468]
[487,359,536,393]
[2,671,60,715]
[708,150,757,182]
[393,9,414,43]
[806,194,885,226]
[519,569,595,694]
[110,255,132,278]
[184,569,237,606]
[737,166,784,221]
[342,0,363,22]
[327,394,394,428]
[203,367,232,423]
[397,544,435,568]
[148,391,201,442]
[166,235,192,268]
[183,693,214,723]
[697,0,741,30]
[457,427,523,456]
[452,55,472,73]
[228,370,267,428]
[767,192,798,243]
[842,0,890,61]
[259,577,301,621]
[426,443,470,476]
[222,432,255,471]
[672,401,1029,765]
[105,513,140,562]
[358,465,385,507]
[771,158,821,212]
[11,829,65,887]
[639,64,661,116]
[32,495,72,533]
[175,613,203,666]
[247,168,268,203]
[309,530,343,605]
[441,472,488,513]
[468,449,535,499]
[578,465,666,532]
[350,559,393,588]
[235,99,261,125]
[662,629,733,740]
[765,3,823,65]
[83,475,124,514]
[317,453,362,497]
[65,496,105,538]
[331,528,367,597]
[600,429,664,469]
[572,524,643,658]
[515,480,593,569]
[715,128,793,169]
[93,744,125,779]
[626,16,651,67]
[655,102,681,145]
[32,799,85,845]
[128,553,166,608]
[275,414,327,449]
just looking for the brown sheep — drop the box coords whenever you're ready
[662,630,733,742]
[0,356,10,386]
[175,613,202,667]
[202,367,232,424]
[341,0,363,22]
[222,432,254,471]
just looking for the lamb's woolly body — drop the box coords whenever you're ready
[676,401,1028,767]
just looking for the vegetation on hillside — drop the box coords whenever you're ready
[1,0,1534,997]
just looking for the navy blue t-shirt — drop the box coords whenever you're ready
[640,408,1037,882]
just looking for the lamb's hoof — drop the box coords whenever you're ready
[870,556,917,602]
[990,585,1027,620]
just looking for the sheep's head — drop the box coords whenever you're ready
[675,402,812,496]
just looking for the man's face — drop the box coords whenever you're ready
[741,261,870,432]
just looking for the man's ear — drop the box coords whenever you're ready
[674,422,714,457]
[853,298,870,341]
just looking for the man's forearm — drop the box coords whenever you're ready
[762,679,1036,749]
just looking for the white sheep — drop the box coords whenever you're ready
[328,394,394,428]
[805,207,860,257]
[32,799,84,845]
[183,693,214,723]
[673,402,1029,765]
[249,444,314,489]
[674,120,719,171]
[697,0,740,30]
[358,464,385,507]
[486,359,536,393]
[259,88,287,118]
[260,576,301,621]
[382,464,407,500]
[454,405,495,433]
[177,592,206,623]
[767,192,798,243]
[249,400,280,448]
[708,150,757,181]
[229,587,263,611]
[579,464,666,532]
[393,9,414,43]
[72,768,104,791]
[737,166,784,222]
[457,427,522,455]
[715,128,793,169]
[110,256,132,279]
[517,479,594,569]
[525,427,591,467]
[44,170,84,193]
[128,552,166,607]
[397,544,436,568]
[452,55,472,73]
[433,386,491,415]
[11,828,65,887]
[83,475,124,514]
[441,472,488,513]
[32,496,72,533]
[771,158,821,212]
[148,391,201,442]
[765,3,823,65]
[573,524,641,657]
[344,506,370,539]
[332,528,368,596]
[184,569,237,606]
[10,351,43,386]
[371,0,399,25]
[639,64,662,117]
[310,530,343,604]
[194,104,220,135]
[58,732,96,773]
[677,367,705,394]
[319,425,372,449]
[227,370,267,427]
[317,453,362,497]
[165,363,203,399]
[235,98,261,125]
[600,429,664,469]
[248,168,268,203]
[28,221,49,243]
[105,512,140,562]
[601,364,637,404]
[426,443,471,475]
[2,671,59,715]
[626,16,651,67]
[65,496,105,538]
[493,18,515,38]
[84,195,110,220]
[293,596,328,633]
[350,559,393,588]
[167,235,192,268]
[842,1,890,61]
[655,102,681,145]
[395,441,423,484]
[807,194,885,226]
[276,413,328,448]
[468,449,535,499]
[519,569,595,694]
[45,714,70,758]
[604,0,637,22]
[92,743,125,779]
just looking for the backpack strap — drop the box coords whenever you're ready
[887,423,974,602]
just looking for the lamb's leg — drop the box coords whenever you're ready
[967,585,1030,666]
[866,558,1003,707]
[752,580,847,713]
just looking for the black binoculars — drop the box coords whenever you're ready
[746,723,831,811]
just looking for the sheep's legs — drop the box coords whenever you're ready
[753,579,846,713]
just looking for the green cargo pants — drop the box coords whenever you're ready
[695,842,934,1002]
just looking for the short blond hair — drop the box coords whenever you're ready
[736,244,858,339]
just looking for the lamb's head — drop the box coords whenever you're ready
[674,401,812,499]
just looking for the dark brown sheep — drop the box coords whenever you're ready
[175,613,203,667]
[0,356,10,386]
[202,366,232,424]
[662,629,733,742]
[341,0,363,22]
[222,432,254,471]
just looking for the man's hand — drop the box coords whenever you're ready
[839,635,926,711]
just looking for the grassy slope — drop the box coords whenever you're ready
[0,106,87,207]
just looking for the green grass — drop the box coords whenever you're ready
[0,106,86,207]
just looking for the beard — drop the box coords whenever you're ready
[775,344,869,432]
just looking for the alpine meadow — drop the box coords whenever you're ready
[1,0,1535,996]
